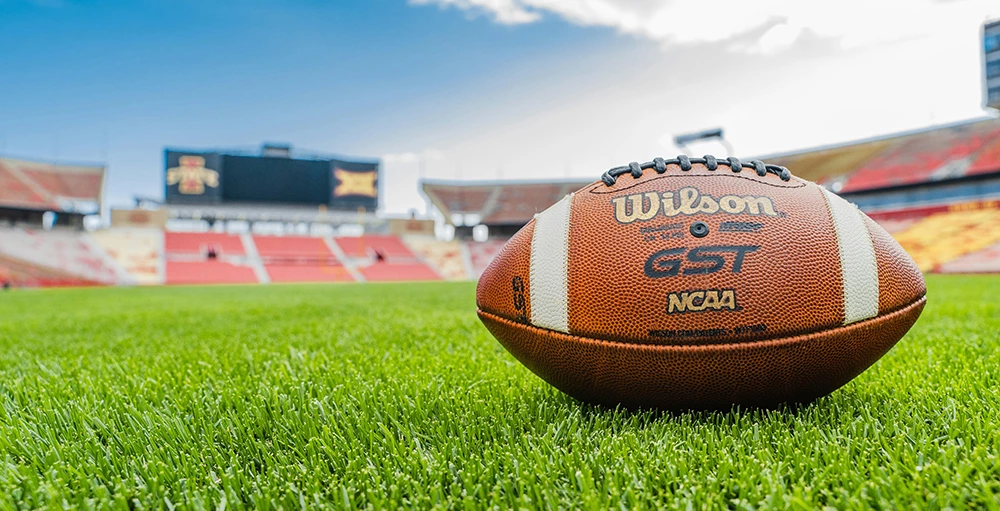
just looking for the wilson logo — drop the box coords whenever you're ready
[667,289,738,314]
[611,187,779,224]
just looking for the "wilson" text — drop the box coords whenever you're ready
[612,187,779,224]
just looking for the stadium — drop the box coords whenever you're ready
[2,117,998,287]
[0,6,999,509]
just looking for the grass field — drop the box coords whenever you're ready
[0,276,997,509]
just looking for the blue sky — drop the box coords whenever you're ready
[2,0,998,215]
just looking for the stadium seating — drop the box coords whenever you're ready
[422,181,591,228]
[839,121,1000,192]
[254,235,332,258]
[335,235,441,281]
[165,261,259,285]
[403,237,469,280]
[466,239,507,277]
[483,184,580,225]
[165,232,246,256]
[968,136,1000,176]
[253,235,353,283]
[887,203,1000,272]
[0,162,51,209]
[767,140,894,185]
[91,229,163,285]
[264,264,354,283]
[0,253,103,287]
[335,235,416,260]
[0,157,105,211]
[20,167,103,201]
[937,241,1000,273]
[871,218,920,235]
[0,228,121,284]
[423,186,494,219]
[359,262,440,282]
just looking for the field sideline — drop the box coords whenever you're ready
[0,276,997,508]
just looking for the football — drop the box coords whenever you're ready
[476,155,926,410]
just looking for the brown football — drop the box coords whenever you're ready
[476,155,926,410]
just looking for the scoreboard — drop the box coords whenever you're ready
[986,19,1000,111]
[165,148,379,210]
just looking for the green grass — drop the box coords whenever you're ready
[0,276,997,509]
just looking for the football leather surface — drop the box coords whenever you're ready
[476,156,926,410]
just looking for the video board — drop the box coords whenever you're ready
[221,155,332,205]
[164,149,379,210]
[985,19,1000,110]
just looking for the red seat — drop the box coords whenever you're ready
[335,235,415,259]
[165,232,246,256]
[265,264,354,283]
[0,163,52,209]
[166,261,258,284]
[254,235,333,258]
[466,239,507,276]
[360,262,440,282]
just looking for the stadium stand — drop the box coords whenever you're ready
[418,118,1000,278]
[20,166,103,202]
[882,201,1000,272]
[254,235,334,259]
[0,228,121,285]
[335,235,416,260]
[422,185,494,222]
[466,239,507,277]
[765,117,1000,192]
[330,235,440,281]
[484,183,589,225]
[937,241,1000,273]
[165,260,259,285]
[403,237,469,280]
[359,262,440,282]
[0,252,103,287]
[253,235,353,283]
[765,140,895,185]
[6,116,1000,288]
[0,163,49,209]
[422,180,592,228]
[164,232,246,256]
[163,232,256,285]
[968,135,1000,176]
[90,229,164,285]
[264,264,354,283]
[841,120,1000,192]
[0,157,104,211]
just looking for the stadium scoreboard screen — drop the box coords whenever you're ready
[985,19,1000,110]
[165,149,379,210]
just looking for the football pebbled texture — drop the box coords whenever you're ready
[476,156,926,410]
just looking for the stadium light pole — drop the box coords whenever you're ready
[673,128,734,157]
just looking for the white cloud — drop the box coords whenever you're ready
[409,0,541,24]
[411,0,1000,53]
[376,0,1000,216]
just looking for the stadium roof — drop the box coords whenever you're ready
[0,157,105,214]
[422,179,592,226]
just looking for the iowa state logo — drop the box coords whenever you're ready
[612,187,779,224]
[166,156,219,195]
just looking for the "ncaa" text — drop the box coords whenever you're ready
[667,289,738,314]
